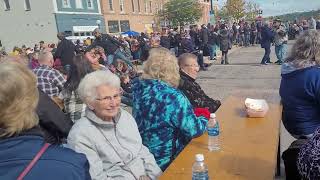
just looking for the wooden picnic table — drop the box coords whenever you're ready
[160,94,282,180]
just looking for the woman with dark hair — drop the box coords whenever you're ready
[59,54,94,122]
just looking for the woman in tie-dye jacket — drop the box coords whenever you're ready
[132,47,208,171]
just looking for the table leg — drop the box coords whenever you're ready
[276,136,281,176]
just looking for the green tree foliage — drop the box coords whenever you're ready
[245,1,260,21]
[218,7,231,22]
[225,0,246,21]
[272,10,320,22]
[159,0,202,27]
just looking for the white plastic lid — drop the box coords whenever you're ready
[210,113,216,118]
[195,154,204,161]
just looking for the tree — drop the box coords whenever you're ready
[245,1,260,21]
[218,7,231,22]
[159,0,202,28]
[225,0,246,21]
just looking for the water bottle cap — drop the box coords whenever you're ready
[210,113,216,118]
[195,154,204,161]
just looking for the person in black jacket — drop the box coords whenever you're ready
[160,31,171,49]
[92,28,133,68]
[178,53,221,113]
[37,88,73,144]
[54,32,76,74]
[208,28,219,60]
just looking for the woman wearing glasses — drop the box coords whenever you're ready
[67,70,161,180]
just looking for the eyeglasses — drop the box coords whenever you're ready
[96,92,122,103]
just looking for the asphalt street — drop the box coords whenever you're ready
[198,42,296,179]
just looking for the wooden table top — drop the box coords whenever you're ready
[160,95,282,180]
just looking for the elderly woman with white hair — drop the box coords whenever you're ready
[67,70,162,180]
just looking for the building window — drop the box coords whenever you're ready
[144,0,147,13]
[75,0,83,8]
[120,20,130,32]
[4,0,10,10]
[149,1,152,13]
[108,0,113,11]
[119,0,124,12]
[87,0,93,9]
[24,0,31,11]
[108,21,119,33]
[62,0,71,8]
[137,0,140,12]
[131,0,134,12]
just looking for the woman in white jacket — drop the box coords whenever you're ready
[67,70,162,180]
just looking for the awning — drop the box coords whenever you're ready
[73,26,98,32]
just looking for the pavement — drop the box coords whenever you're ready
[197,42,296,180]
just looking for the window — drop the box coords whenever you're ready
[87,0,93,9]
[75,0,83,9]
[144,0,147,13]
[4,0,10,10]
[108,21,119,33]
[108,0,113,11]
[25,0,31,11]
[131,0,134,12]
[137,0,140,12]
[119,0,124,12]
[120,20,130,32]
[149,1,152,13]
[62,0,71,8]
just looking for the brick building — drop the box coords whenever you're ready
[100,0,166,34]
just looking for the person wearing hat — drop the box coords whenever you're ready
[273,19,288,65]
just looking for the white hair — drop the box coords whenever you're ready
[77,70,120,103]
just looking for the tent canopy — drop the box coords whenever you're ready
[121,30,140,36]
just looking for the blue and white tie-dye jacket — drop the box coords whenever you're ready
[132,79,208,171]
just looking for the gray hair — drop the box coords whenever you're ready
[286,30,320,65]
[178,53,197,66]
[77,70,120,103]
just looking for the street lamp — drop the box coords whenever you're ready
[96,19,101,30]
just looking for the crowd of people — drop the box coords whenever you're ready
[0,24,223,179]
[0,15,320,179]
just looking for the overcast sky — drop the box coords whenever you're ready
[217,0,320,16]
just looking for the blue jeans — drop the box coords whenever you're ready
[261,47,271,64]
[208,44,217,60]
[275,44,287,63]
[132,50,141,60]
[170,47,178,56]
[107,49,133,68]
[244,34,250,46]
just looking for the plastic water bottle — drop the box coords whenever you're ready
[208,113,220,151]
[192,154,209,180]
